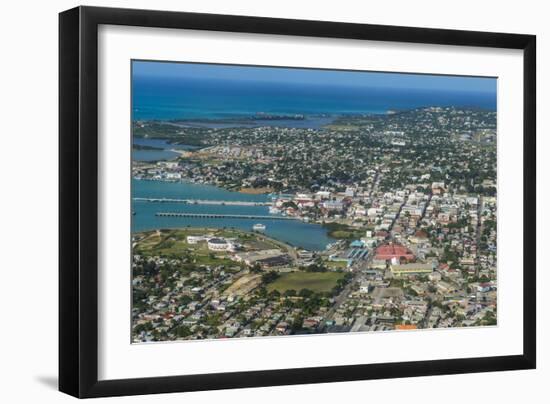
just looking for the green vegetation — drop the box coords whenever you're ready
[132,144,164,151]
[133,122,182,137]
[133,121,207,147]
[266,271,346,293]
[475,311,497,326]
[261,271,280,283]
[322,222,364,239]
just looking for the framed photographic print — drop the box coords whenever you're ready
[59,6,536,398]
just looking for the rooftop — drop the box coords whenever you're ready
[374,243,415,260]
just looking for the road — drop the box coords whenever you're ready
[318,246,375,330]
[416,192,433,229]
[368,169,380,198]
[474,195,483,277]
[419,305,434,329]
[387,193,409,237]
[318,271,360,331]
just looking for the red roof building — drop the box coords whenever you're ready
[395,324,418,330]
[374,243,415,262]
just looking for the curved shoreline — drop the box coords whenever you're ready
[134,226,299,256]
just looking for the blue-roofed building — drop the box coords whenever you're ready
[350,240,365,248]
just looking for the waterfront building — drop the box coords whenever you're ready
[297,250,314,260]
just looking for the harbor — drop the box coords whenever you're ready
[132,178,335,251]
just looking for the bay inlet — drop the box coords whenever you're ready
[131,179,335,251]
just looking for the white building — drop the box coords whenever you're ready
[323,200,344,210]
[158,161,179,169]
[187,235,207,244]
[207,238,230,251]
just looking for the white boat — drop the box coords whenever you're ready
[269,206,280,214]
[252,223,266,231]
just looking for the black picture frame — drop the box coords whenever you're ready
[59,5,536,398]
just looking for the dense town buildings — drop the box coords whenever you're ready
[131,106,498,342]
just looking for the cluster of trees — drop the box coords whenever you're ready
[322,222,364,240]
[441,246,459,266]
[331,273,353,296]
[261,271,279,283]
[302,263,328,273]
[281,290,332,319]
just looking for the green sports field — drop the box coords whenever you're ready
[267,271,345,293]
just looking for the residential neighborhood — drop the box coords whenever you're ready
[131,106,498,343]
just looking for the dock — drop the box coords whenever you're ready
[155,212,298,221]
[133,197,270,206]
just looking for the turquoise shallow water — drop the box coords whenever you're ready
[132,179,335,251]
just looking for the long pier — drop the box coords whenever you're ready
[155,212,298,220]
[133,197,271,206]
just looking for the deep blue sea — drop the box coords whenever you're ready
[132,76,496,121]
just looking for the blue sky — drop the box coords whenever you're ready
[132,60,496,94]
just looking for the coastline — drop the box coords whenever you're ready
[167,148,192,158]
[133,226,299,255]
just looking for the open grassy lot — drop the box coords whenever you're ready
[246,238,280,251]
[223,274,262,297]
[267,271,346,293]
